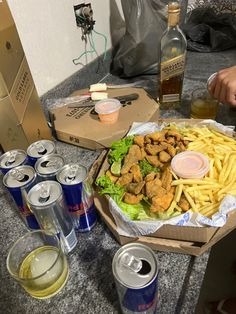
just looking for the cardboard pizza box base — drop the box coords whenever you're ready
[93,118,236,256]
[94,194,236,256]
[50,87,160,150]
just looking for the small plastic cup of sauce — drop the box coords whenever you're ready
[95,98,121,124]
[171,151,210,179]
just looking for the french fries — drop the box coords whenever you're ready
[169,126,236,218]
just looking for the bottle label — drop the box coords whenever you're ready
[162,94,180,102]
[160,53,186,81]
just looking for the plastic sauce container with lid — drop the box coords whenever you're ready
[95,98,121,124]
[171,151,210,179]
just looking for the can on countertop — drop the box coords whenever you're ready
[112,243,159,314]
[3,165,40,230]
[35,153,65,181]
[56,163,97,232]
[0,149,28,174]
[27,180,78,254]
[27,140,56,166]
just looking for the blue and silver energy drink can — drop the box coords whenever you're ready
[56,163,97,232]
[27,139,56,167]
[112,243,159,314]
[0,149,28,174]
[35,154,65,181]
[3,165,40,230]
[27,180,78,254]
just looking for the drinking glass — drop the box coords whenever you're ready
[7,230,69,299]
[191,87,219,119]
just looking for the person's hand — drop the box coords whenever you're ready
[208,65,236,107]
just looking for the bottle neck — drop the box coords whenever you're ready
[168,12,180,27]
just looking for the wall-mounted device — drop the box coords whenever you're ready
[73,3,95,36]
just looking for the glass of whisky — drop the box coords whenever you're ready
[7,230,69,299]
[191,87,219,119]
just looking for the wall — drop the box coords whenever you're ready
[7,0,123,96]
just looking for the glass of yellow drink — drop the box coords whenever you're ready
[7,230,69,299]
[191,87,219,119]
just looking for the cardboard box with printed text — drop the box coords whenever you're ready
[0,0,52,152]
[50,87,160,150]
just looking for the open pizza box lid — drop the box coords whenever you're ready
[50,87,160,150]
[92,118,236,256]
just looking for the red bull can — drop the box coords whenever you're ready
[35,154,65,181]
[3,165,40,230]
[27,139,56,166]
[27,180,78,254]
[56,163,97,232]
[0,149,28,174]
[112,243,159,314]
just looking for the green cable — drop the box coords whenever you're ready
[72,49,95,65]
[73,14,108,64]
[92,29,108,61]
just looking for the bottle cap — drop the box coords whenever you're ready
[171,151,209,179]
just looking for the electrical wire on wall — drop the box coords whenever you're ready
[72,4,108,73]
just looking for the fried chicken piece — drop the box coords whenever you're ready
[159,142,168,150]
[165,137,175,145]
[121,145,142,174]
[130,164,143,183]
[161,168,173,191]
[116,173,133,186]
[140,147,147,159]
[144,136,151,144]
[106,170,118,183]
[123,192,143,205]
[145,155,161,168]
[145,172,157,182]
[146,178,162,199]
[145,144,163,155]
[178,142,186,152]
[145,131,166,143]
[155,186,167,198]
[159,151,171,163]
[126,181,145,195]
[167,130,182,141]
[178,195,190,211]
[166,144,176,157]
[150,192,174,212]
[134,135,145,148]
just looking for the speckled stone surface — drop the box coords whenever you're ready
[0,48,236,314]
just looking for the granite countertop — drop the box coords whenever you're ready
[0,49,236,314]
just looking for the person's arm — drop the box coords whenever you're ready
[208,65,236,106]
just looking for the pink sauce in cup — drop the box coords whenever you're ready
[171,151,210,179]
[95,99,121,124]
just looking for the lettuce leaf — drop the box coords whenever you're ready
[95,175,124,200]
[116,199,150,220]
[139,159,160,177]
[108,136,134,164]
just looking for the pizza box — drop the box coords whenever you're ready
[93,119,236,256]
[49,87,160,150]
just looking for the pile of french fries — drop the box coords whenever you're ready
[169,126,236,218]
